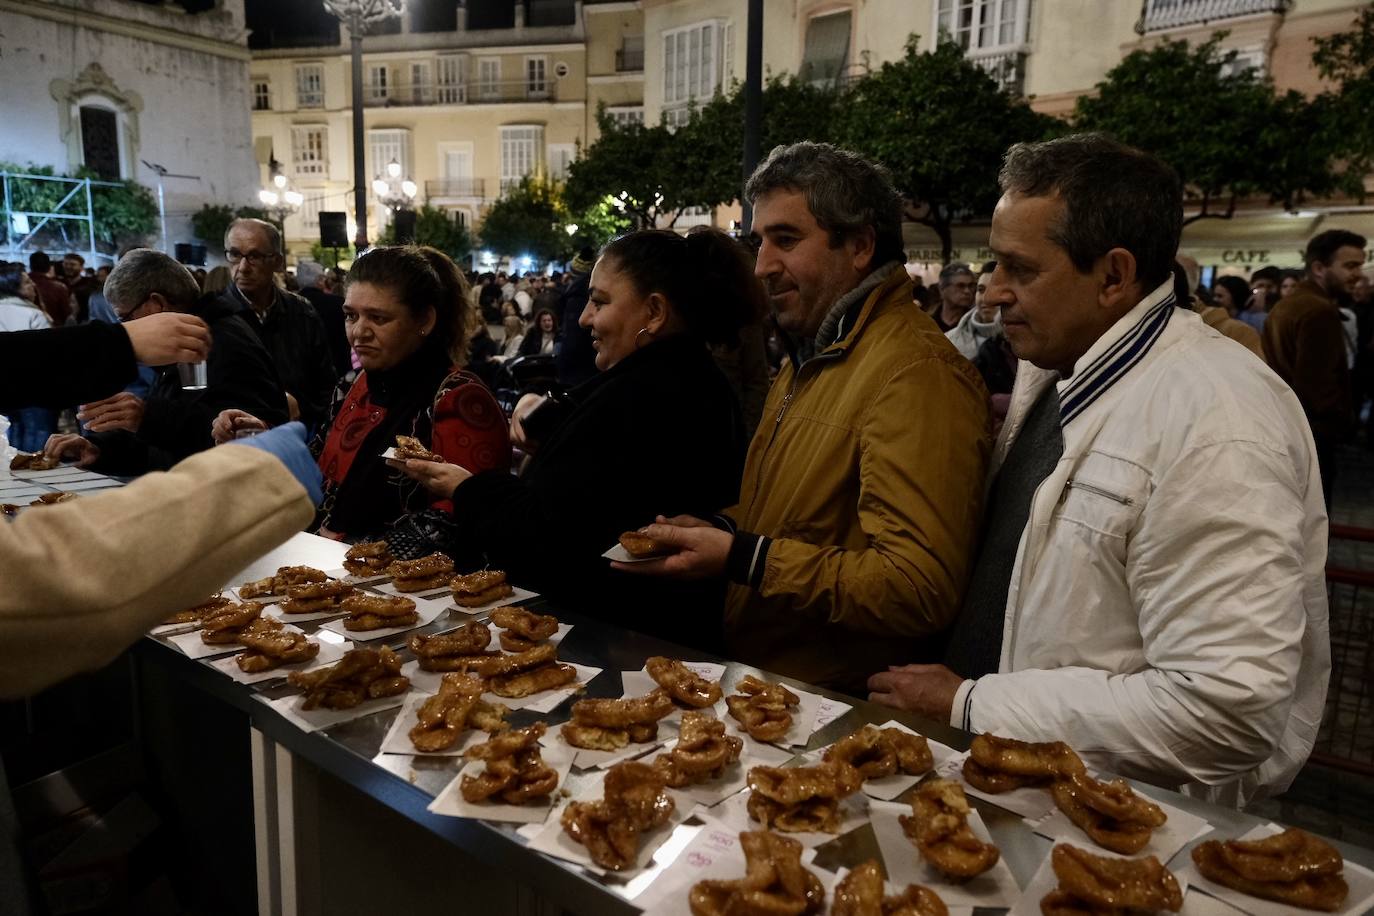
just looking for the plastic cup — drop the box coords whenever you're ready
[178,362,208,390]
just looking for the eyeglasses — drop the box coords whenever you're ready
[225,249,274,265]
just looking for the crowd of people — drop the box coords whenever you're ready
[3,132,1368,820]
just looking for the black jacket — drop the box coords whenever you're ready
[300,286,352,379]
[0,321,136,411]
[555,272,597,388]
[88,295,289,475]
[221,285,339,432]
[451,334,746,652]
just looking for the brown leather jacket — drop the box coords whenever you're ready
[1261,279,1353,441]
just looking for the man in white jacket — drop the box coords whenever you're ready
[868,133,1329,807]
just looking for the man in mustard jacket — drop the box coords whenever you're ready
[620,142,991,694]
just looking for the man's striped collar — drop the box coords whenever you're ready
[1058,283,1176,427]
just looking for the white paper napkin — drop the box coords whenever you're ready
[602,543,662,563]
[323,566,391,586]
[934,749,1057,822]
[484,620,573,650]
[427,742,575,824]
[443,585,538,616]
[168,628,247,660]
[208,637,346,685]
[524,773,694,875]
[621,665,728,725]
[632,818,848,916]
[318,594,450,641]
[1007,842,1195,916]
[708,782,869,849]
[649,737,793,809]
[1032,791,1211,866]
[869,798,1023,908]
[722,683,824,749]
[1175,823,1374,916]
[50,479,123,493]
[813,696,854,729]
[369,577,455,600]
[801,721,950,802]
[262,600,351,625]
[263,688,410,733]
[378,692,502,757]
[400,659,602,713]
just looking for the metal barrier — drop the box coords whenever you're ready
[0,171,120,265]
[1311,523,1374,776]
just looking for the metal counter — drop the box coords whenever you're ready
[137,532,1374,915]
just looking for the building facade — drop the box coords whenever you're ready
[634,0,1371,272]
[0,0,257,263]
[249,0,651,257]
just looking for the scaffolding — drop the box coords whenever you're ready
[0,171,122,265]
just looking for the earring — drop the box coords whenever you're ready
[634,327,654,348]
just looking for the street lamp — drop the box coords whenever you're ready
[322,0,406,253]
[259,158,304,227]
[372,158,418,211]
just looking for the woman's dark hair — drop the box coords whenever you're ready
[0,263,26,298]
[598,228,767,346]
[533,308,559,336]
[346,245,473,365]
[1212,275,1252,313]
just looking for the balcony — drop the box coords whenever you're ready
[615,47,644,72]
[425,178,486,199]
[362,81,554,107]
[969,48,1027,95]
[1138,0,1290,33]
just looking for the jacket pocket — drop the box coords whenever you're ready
[1053,452,1149,541]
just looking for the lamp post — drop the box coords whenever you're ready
[258,159,304,231]
[370,157,418,211]
[322,0,405,254]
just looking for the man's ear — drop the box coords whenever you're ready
[1098,247,1140,310]
[146,292,171,314]
[850,226,878,275]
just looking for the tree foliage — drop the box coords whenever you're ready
[834,37,1058,262]
[564,112,683,228]
[1074,36,1281,223]
[478,177,569,263]
[1313,1,1374,200]
[191,202,270,248]
[566,195,632,253]
[377,204,472,260]
[1,161,158,252]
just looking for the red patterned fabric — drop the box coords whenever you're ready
[318,373,385,488]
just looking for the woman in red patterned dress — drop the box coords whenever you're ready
[212,246,509,540]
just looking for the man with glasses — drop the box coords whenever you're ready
[44,249,288,475]
[931,262,977,332]
[220,218,338,431]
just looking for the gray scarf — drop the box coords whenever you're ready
[807,261,906,359]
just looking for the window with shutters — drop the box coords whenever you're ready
[478,58,501,100]
[252,79,271,111]
[800,11,852,85]
[292,125,328,176]
[367,64,389,103]
[934,0,1029,52]
[368,128,410,179]
[547,143,575,181]
[295,64,324,108]
[437,55,467,103]
[607,106,644,127]
[662,21,719,107]
[500,125,543,192]
[410,62,431,104]
[525,56,548,99]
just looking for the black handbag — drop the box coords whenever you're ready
[383,507,479,567]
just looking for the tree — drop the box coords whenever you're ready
[834,37,1058,263]
[1,161,158,253]
[477,177,569,264]
[1313,1,1374,200]
[376,204,472,261]
[566,195,631,253]
[1075,36,1301,224]
[190,202,270,248]
[564,112,683,228]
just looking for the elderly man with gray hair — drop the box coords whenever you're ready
[619,141,991,695]
[932,261,976,332]
[45,248,288,475]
